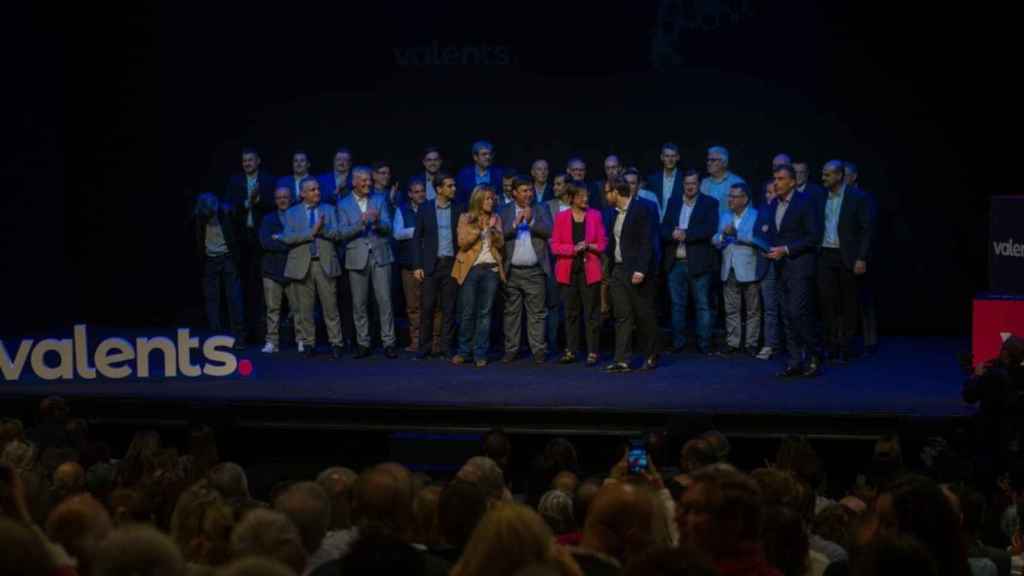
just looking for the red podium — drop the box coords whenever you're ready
[972,294,1024,364]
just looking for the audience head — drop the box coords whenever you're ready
[86,462,116,503]
[581,481,657,565]
[849,533,938,576]
[351,463,415,539]
[45,493,113,576]
[51,461,85,502]
[552,470,579,495]
[660,143,680,171]
[273,481,330,556]
[774,436,821,496]
[678,465,762,560]
[871,474,967,576]
[706,146,729,176]
[412,485,442,547]
[207,462,250,502]
[457,456,507,502]
[216,557,296,576]
[40,396,70,422]
[622,544,716,576]
[472,141,494,169]
[110,487,152,525]
[169,480,234,567]
[453,502,562,576]
[93,524,186,576]
[229,508,306,575]
[538,489,575,535]
[343,525,427,576]
[573,478,602,529]
[0,517,56,576]
[316,466,357,531]
[482,428,512,472]
[813,503,856,548]
[760,504,810,576]
[438,479,488,551]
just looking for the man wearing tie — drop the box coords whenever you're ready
[280,178,344,359]
[766,165,822,377]
[338,166,398,359]
[499,177,553,364]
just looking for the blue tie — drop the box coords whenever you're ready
[308,208,319,258]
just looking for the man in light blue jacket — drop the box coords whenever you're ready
[713,182,768,355]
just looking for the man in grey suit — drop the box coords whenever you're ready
[500,177,553,364]
[338,166,398,359]
[280,177,345,359]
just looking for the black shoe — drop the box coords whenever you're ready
[533,353,546,365]
[331,345,344,360]
[641,356,657,371]
[501,351,518,364]
[802,356,823,377]
[776,365,802,378]
[303,346,317,359]
[585,353,599,367]
[605,362,632,374]
[745,346,760,357]
[233,339,248,351]
[559,352,576,364]
[720,346,741,356]
[384,346,398,359]
[697,347,714,356]
[354,346,371,359]
[834,349,849,364]
[415,350,431,360]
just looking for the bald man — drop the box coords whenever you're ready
[52,461,85,502]
[573,482,658,574]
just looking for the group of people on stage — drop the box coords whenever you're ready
[194,141,876,376]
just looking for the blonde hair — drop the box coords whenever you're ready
[467,185,496,219]
[453,502,556,576]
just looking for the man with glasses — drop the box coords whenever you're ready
[700,146,745,220]
[713,183,766,356]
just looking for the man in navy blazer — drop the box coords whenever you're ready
[316,147,354,206]
[277,150,314,203]
[412,173,464,360]
[258,187,295,353]
[766,164,823,377]
[605,180,659,372]
[455,140,503,206]
[661,170,720,354]
[647,143,684,217]
[817,160,872,362]
[225,147,276,341]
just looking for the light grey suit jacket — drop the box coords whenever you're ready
[337,192,394,270]
[713,206,766,283]
[282,202,343,279]
[500,202,553,278]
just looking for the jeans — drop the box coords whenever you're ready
[458,265,500,360]
[667,260,712,350]
[760,263,780,349]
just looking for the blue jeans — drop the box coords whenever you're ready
[760,263,780,349]
[458,265,500,360]
[668,260,711,350]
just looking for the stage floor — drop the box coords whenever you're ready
[1,335,974,421]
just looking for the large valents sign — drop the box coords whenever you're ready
[990,196,1024,294]
[1,325,239,381]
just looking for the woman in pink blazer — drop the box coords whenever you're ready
[550,183,608,365]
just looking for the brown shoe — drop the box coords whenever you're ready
[451,355,466,366]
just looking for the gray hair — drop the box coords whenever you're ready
[538,489,575,534]
[457,456,506,501]
[274,481,330,555]
[351,165,372,179]
[708,146,730,164]
[230,509,306,574]
[1,440,36,472]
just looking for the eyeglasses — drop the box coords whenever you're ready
[727,194,745,198]
[706,158,723,163]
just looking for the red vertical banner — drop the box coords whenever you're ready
[973,296,1024,365]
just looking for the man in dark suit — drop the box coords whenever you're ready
[412,173,464,360]
[316,147,353,205]
[529,159,553,204]
[661,170,720,354]
[605,180,659,372]
[455,140,502,206]
[766,165,823,377]
[647,143,684,217]
[276,150,313,203]
[592,154,623,211]
[817,160,872,362]
[499,177,553,364]
[794,160,827,213]
[194,193,247,348]
[225,147,276,342]
[566,156,603,212]
[845,161,880,355]
[258,187,295,353]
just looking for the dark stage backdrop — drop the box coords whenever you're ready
[7,1,993,338]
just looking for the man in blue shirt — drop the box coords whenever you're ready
[455,140,502,206]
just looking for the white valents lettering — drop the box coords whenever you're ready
[0,325,239,381]
[993,238,1024,258]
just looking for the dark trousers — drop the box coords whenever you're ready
[420,257,458,355]
[203,254,246,340]
[240,230,265,336]
[336,269,356,346]
[817,248,859,352]
[859,272,878,347]
[777,262,816,368]
[561,269,600,356]
[609,264,658,364]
